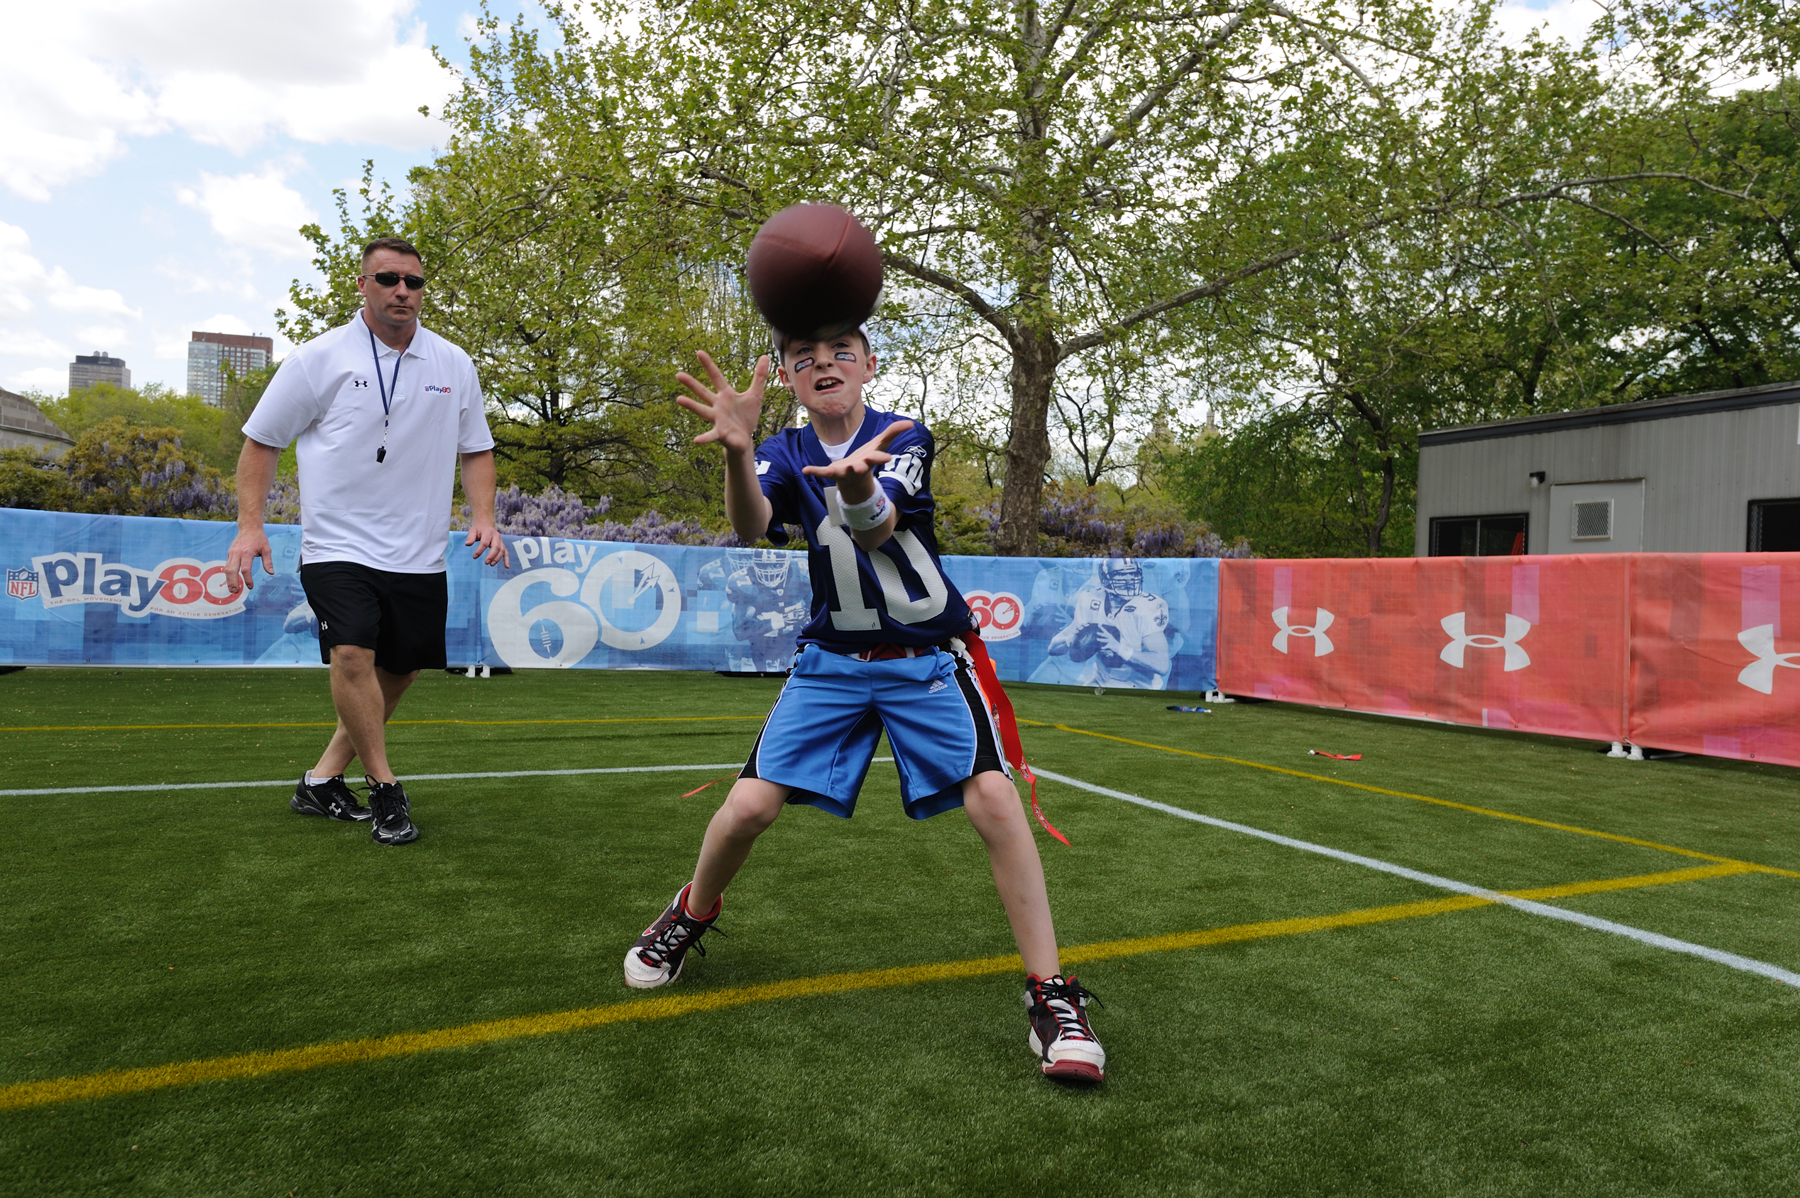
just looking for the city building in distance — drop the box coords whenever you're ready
[68,351,129,393]
[187,331,274,405]
[0,387,76,457]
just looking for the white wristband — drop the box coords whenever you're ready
[841,489,891,531]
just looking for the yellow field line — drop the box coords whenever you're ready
[0,716,765,733]
[1024,720,1800,881]
[0,861,1748,1113]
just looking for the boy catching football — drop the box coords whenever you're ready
[623,327,1105,1083]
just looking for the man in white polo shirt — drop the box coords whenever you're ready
[226,236,510,846]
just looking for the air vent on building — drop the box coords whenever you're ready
[1572,499,1614,540]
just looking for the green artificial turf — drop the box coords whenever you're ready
[1,668,1797,1196]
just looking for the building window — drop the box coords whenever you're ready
[1430,514,1528,557]
[1748,499,1800,552]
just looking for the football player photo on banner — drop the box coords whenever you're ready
[0,508,318,666]
[1630,554,1800,767]
[1217,556,1630,741]
[940,556,1218,692]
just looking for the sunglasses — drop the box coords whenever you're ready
[361,271,425,291]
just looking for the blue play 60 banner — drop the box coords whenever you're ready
[0,510,1218,691]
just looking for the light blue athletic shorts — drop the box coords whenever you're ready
[741,642,1010,819]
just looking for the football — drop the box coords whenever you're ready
[1068,622,1101,663]
[745,204,883,338]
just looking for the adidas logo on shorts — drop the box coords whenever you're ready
[927,679,947,694]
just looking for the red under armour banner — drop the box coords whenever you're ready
[1630,554,1800,767]
[1217,557,1631,742]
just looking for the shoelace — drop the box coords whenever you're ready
[1037,979,1101,1043]
[640,911,723,965]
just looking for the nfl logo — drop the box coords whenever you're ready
[7,567,38,601]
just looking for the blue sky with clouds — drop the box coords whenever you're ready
[0,0,1593,398]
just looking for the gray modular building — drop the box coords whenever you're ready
[1415,381,1800,556]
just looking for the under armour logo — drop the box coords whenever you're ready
[352,379,369,388]
[1272,606,1334,656]
[1439,613,1531,671]
[1737,625,1800,694]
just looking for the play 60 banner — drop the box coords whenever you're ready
[457,538,1218,690]
[0,508,319,666]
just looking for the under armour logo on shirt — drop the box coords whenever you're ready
[1737,625,1800,694]
[1272,606,1335,656]
[352,380,370,388]
[1439,612,1531,671]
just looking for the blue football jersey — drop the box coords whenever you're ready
[755,409,974,651]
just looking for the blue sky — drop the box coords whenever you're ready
[0,0,1594,398]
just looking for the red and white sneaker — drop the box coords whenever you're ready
[1024,974,1106,1082]
[623,884,722,989]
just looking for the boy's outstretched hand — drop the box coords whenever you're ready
[676,351,768,455]
[799,420,914,496]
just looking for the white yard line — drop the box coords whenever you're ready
[0,758,900,798]
[1035,767,1800,991]
[0,763,749,797]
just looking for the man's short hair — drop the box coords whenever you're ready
[362,236,422,266]
[770,325,870,365]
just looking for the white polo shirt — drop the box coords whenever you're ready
[243,315,496,573]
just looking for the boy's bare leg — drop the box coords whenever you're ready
[962,770,1062,979]
[688,778,791,912]
[311,646,416,783]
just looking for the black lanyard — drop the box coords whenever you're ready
[367,325,402,463]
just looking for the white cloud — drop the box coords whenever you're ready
[0,329,73,358]
[0,222,141,322]
[0,1,454,200]
[5,366,73,394]
[177,166,319,259]
[76,324,129,346]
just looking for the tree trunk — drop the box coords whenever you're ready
[995,332,1056,555]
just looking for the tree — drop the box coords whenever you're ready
[527,0,1628,552]
[60,418,235,520]
[35,384,242,473]
[0,448,79,512]
[282,129,787,520]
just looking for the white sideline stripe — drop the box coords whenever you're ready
[0,757,900,798]
[1035,767,1800,991]
[0,763,748,797]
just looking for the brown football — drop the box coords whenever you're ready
[745,204,883,338]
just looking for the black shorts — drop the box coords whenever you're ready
[298,562,448,674]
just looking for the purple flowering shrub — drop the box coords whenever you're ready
[462,484,744,547]
[977,481,1251,558]
[62,418,236,520]
[263,475,303,525]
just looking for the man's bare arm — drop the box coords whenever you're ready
[460,449,511,567]
[225,438,281,593]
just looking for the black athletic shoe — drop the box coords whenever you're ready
[366,778,418,846]
[290,774,372,822]
[623,883,721,989]
[1025,974,1106,1082]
